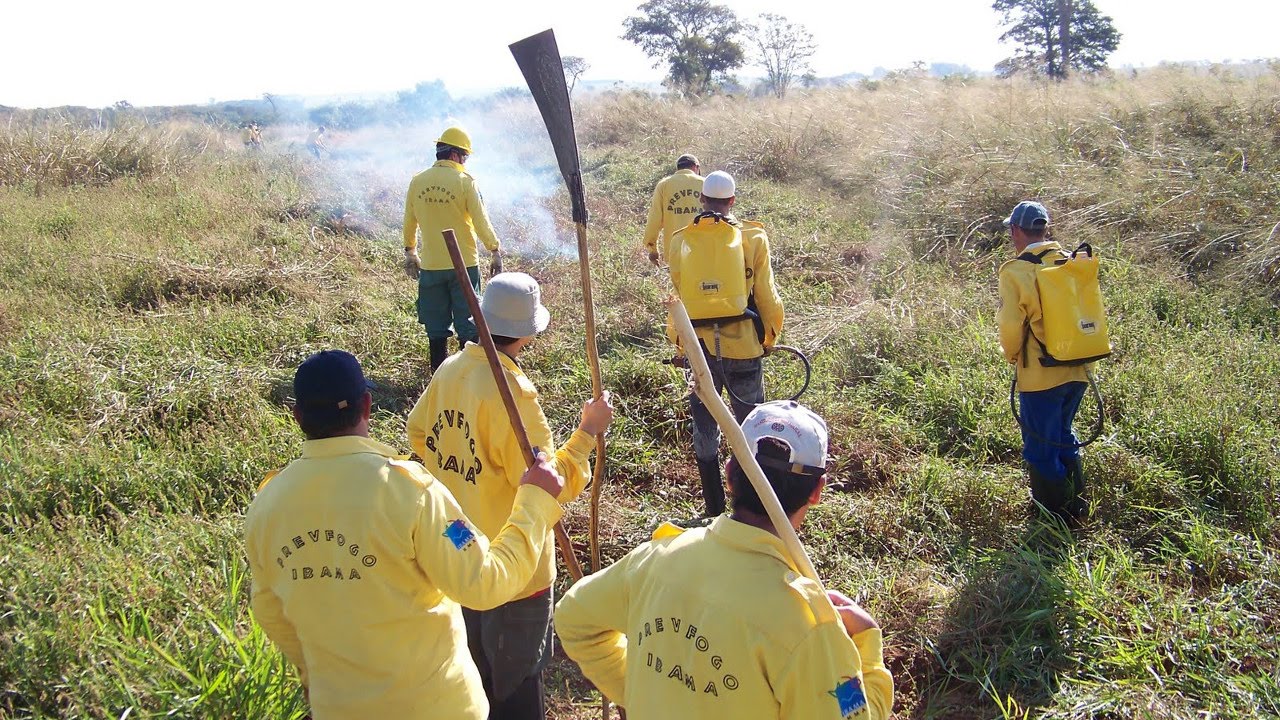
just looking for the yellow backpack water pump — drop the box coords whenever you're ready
[1020,242,1112,366]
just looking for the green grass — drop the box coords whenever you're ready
[2,66,1279,718]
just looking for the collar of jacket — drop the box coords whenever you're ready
[676,168,699,177]
[301,435,401,460]
[1021,239,1060,255]
[707,515,797,572]
[433,159,466,172]
[462,342,524,373]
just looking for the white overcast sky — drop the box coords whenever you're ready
[4,0,1277,108]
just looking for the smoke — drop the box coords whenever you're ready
[313,97,574,260]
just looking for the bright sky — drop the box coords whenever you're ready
[5,0,1278,108]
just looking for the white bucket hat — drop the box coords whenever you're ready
[741,401,828,477]
[480,272,550,338]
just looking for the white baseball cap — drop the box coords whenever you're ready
[701,171,736,200]
[480,272,550,338]
[741,401,828,477]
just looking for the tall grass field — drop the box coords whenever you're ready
[2,65,1279,718]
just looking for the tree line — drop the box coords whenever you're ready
[620,0,1122,98]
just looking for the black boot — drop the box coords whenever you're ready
[1027,464,1072,523]
[429,338,449,372]
[697,458,726,518]
[1063,456,1089,521]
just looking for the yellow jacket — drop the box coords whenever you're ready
[996,240,1089,392]
[555,518,894,720]
[667,216,784,360]
[407,344,595,599]
[244,435,562,720]
[644,169,705,260]
[403,160,501,270]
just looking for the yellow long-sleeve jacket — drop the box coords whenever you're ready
[996,240,1089,392]
[644,169,704,261]
[555,518,894,720]
[403,159,501,270]
[407,344,595,600]
[667,216,784,360]
[244,435,562,720]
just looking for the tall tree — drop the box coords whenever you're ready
[748,13,817,99]
[564,56,590,96]
[993,0,1120,79]
[622,0,745,96]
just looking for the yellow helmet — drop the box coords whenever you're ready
[436,127,472,154]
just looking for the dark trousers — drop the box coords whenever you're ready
[417,266,481,341]
[1019,381,1088,480]
[462,591,553,720]
[690,354,764,463]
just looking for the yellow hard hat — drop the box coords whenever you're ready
[436,127,472,154]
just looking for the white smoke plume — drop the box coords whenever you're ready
[310,97,575,260]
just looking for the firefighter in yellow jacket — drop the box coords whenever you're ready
[555,400,894,719]
[644,153,704,265]
[406,273,613,720]
[245,350,568,720]
[402,126,504,371]
[667,170,784,519]
[996,200,1090,521]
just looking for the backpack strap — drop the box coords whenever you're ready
[1017,248,1056,264]
[691,210,738,226]
[1018,248,1060,367]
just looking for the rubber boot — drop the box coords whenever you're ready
[429,338,449,372]
[1027,464,1071,523]
[1063,456,1089,522]
[697,458,726,518]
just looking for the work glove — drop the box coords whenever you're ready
[403,250,420,280]
[648,250,661,266]
[490,252,503,276]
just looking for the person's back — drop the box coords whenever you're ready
[644,154,704,264]
[405,273,612,720]
[556,401,892,719]
[246,349,567,720]
[248,441,481,717]
[405,160,496,271]
[589,519,885,718]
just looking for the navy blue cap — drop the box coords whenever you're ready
[294,350,372,416]
[1004,201,1050,230]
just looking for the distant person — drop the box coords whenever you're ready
[401,126,503,371]
[555,400,894,720]
[306,125,326,158]
[996,200,1089,522]
[644,153,704,266]
[245,349,568,720]
[249,122,263,149]
[667,170,783,520]
[406,272,614,720]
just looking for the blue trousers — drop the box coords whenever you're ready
[417,266,480,341]
[1019,381,1087,480]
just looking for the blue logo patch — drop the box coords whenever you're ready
[829,676,867,717]
[443,519,476,550]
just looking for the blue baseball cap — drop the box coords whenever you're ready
[294,350,372,417]
[1004,201,1050,230]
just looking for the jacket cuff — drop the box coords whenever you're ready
[563,428,597,459]
[851,627,884,667]
[513,484,564,525]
